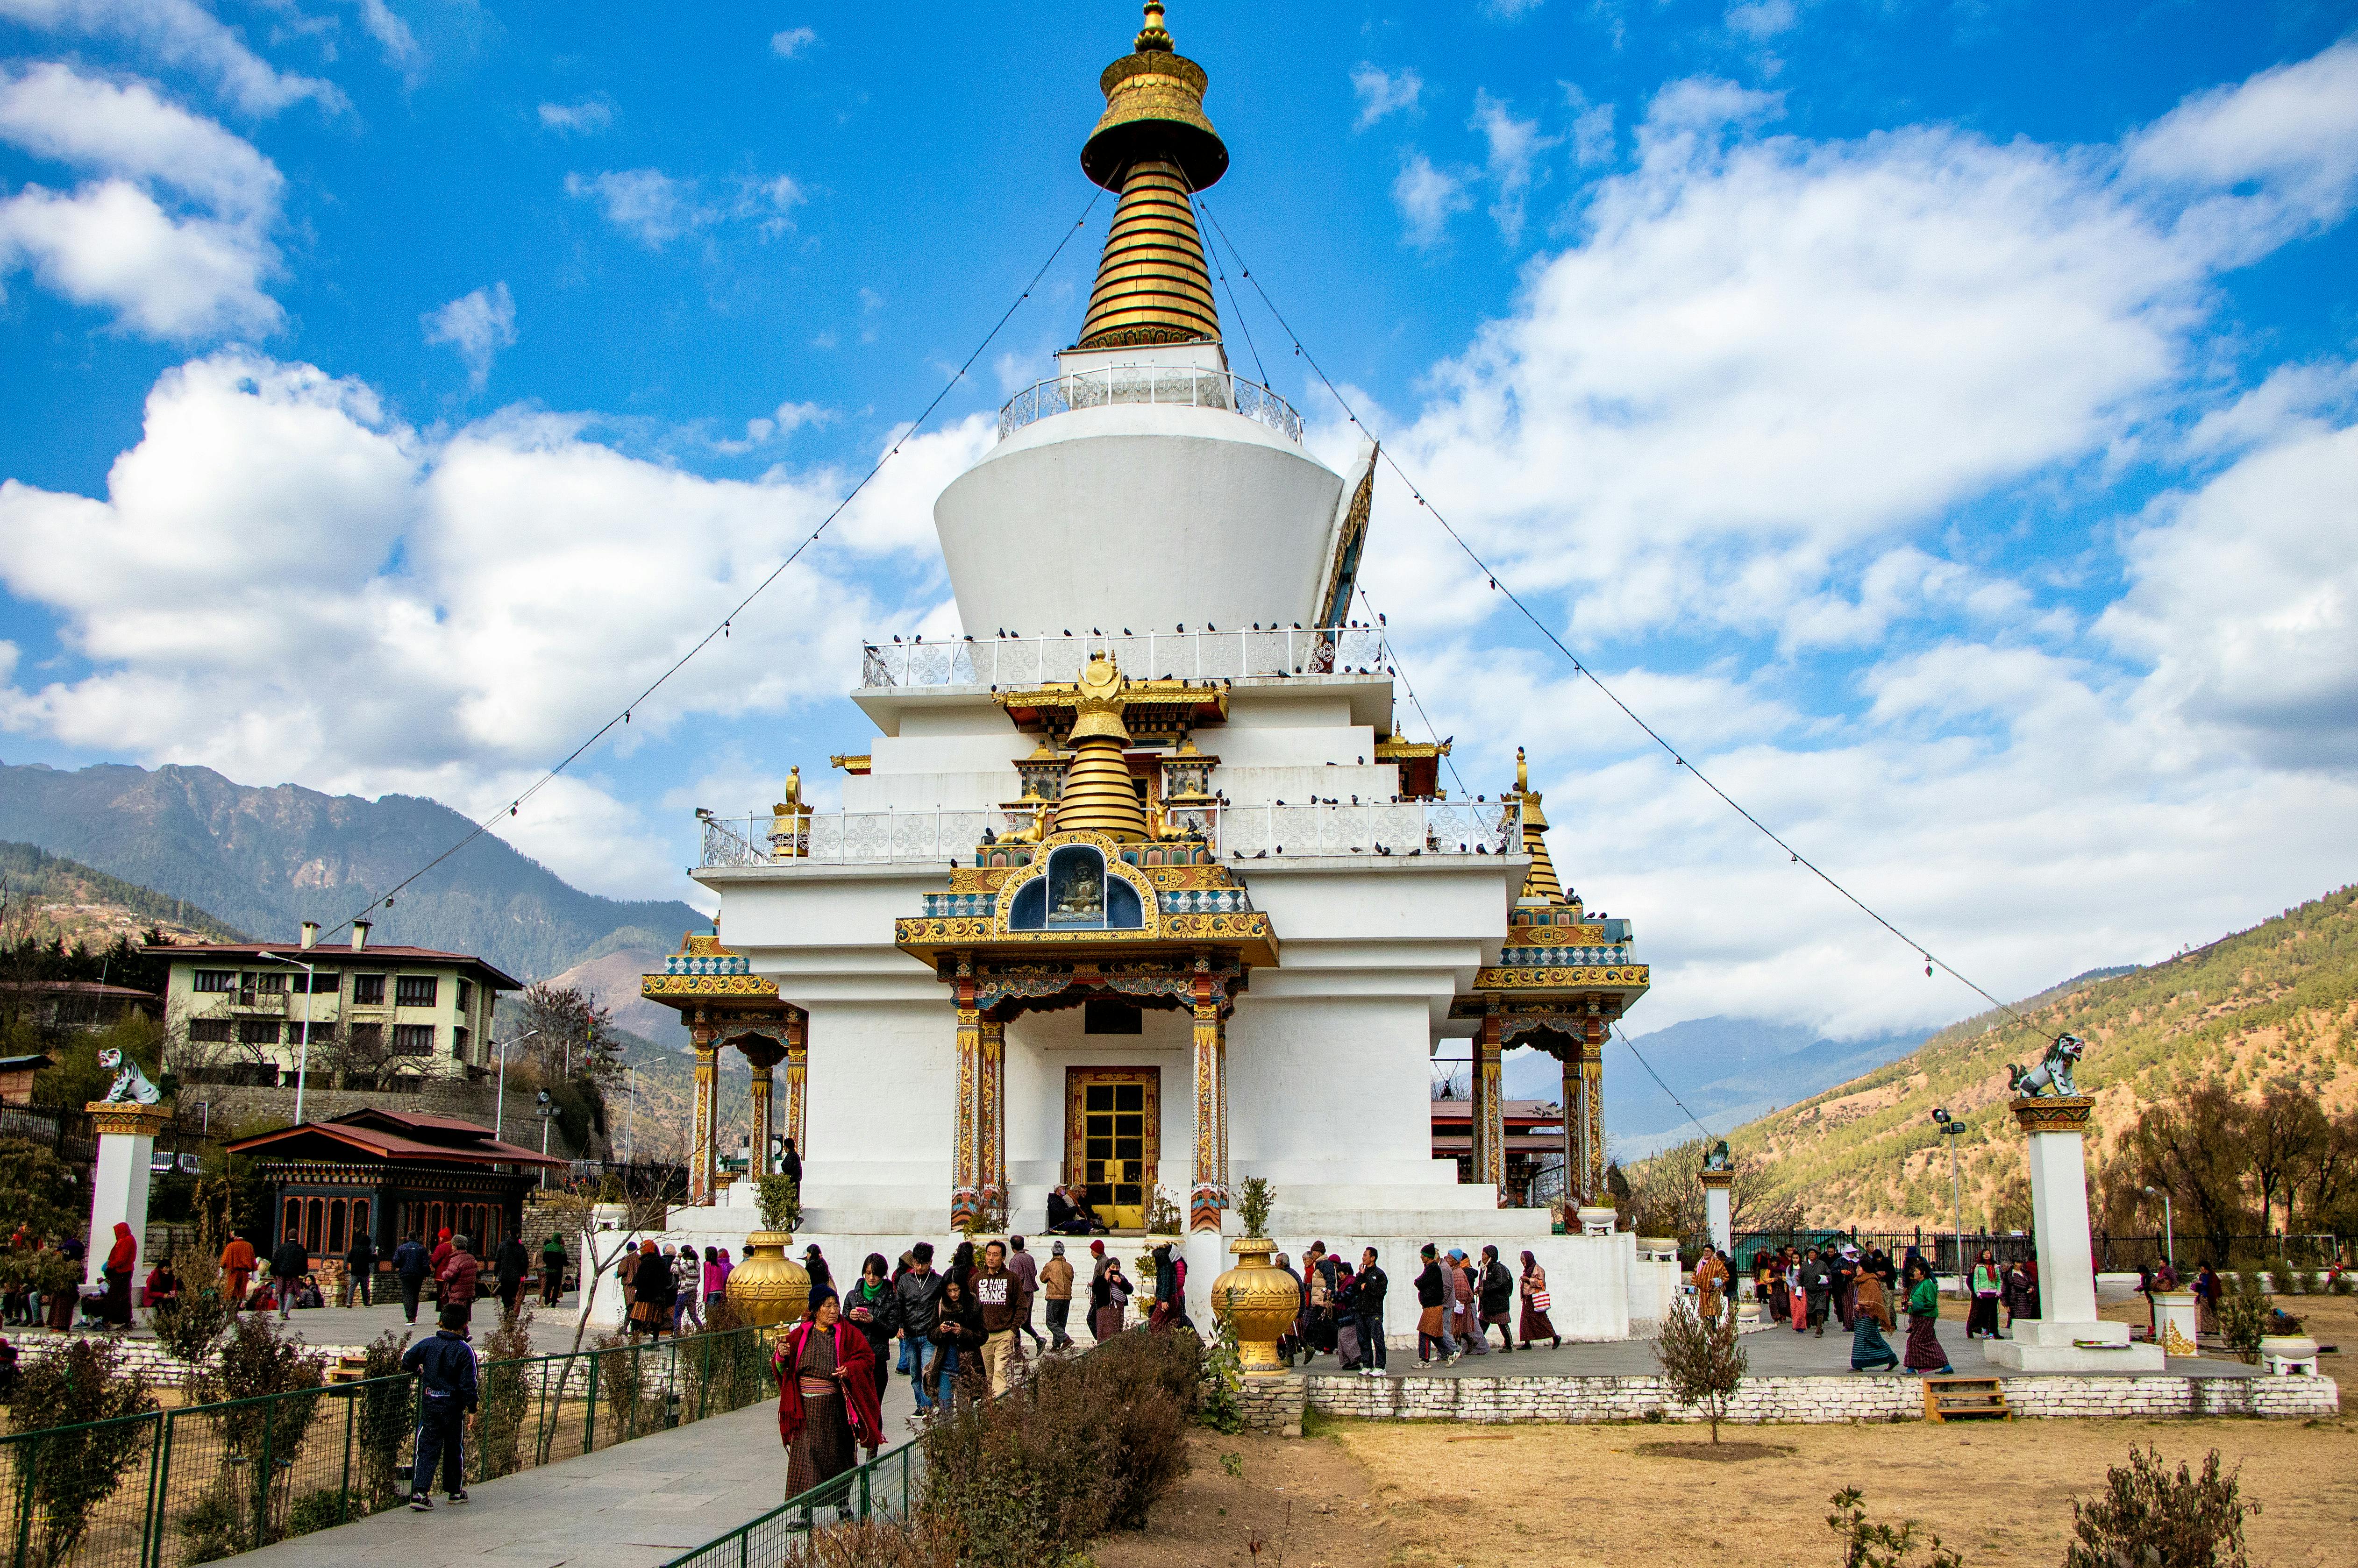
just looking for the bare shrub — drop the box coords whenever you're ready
[2064,1446,2254,1568]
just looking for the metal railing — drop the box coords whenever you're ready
[858,625,1392,689]
[0,1323,783,1568]
[997,363,1303,444]
[697,799,1520,869]
[664,1437,925,1568]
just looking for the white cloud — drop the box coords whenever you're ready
[0,65,282,337]
[421,282,517,390]
[769,26,817,59]
[1469,88,1554,245]
[1724,0,1796,42]
[0,0,346,116]
[1392,151,1472,249]
[0,352,988,901]
[565,168,806,248]
[1561,84,1615,168]
[538,99,613,135]
[353,0,420,76]
[1350,63,1422,131]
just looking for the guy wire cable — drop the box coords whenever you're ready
[1612,1021,1720,1149]
[1193,195,2038,1040]
[316,189,1106,944]
[1354,582,1469,798]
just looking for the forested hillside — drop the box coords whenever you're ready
[1724,885,2358,1230]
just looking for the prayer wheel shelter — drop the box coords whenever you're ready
[223,1107,565,1258]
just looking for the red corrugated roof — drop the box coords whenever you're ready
[223,1119,566,1168]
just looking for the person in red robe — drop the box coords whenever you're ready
[775,1293,883,1513]
[101,1223,137,1327]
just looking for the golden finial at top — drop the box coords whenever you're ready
[1516,745,1529,795]
[1135,0,1173,52]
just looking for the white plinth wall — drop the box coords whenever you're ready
[84,1102,171,1291]
[1984,1097,2165,1374]
[1701,1171,1732,1257]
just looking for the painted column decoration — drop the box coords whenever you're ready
[979,1016,1007,1217]
[748,1064,775,1179]
[951,962,980,1230]
[1190,965,1226,1232]
[689,1040,719,1206]
[1560,1047,1585,1208]
[1474,1007,1506,1196]
[785,1010,808,1157]
[85,1101,172,1291]
[1582,1022,1607,1202]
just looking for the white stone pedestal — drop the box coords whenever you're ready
[1576,1206,1617,1236]
[85,1101,173,1291]
[2153,1289,2200,1357]
[1700,1170,1732,1256]
[1983,1096,2164,1373]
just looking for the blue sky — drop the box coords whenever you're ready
[2,0,2356,1037]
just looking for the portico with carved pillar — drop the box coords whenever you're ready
[641,932,802,1205]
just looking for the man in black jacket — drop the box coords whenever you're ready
[1478,1245,1516,1353]
[343,1232,376,1308]
[1354,1248,1388,1376]
[401,1307,478,1510]
[268,1235,308,1322]
[391,1233,429,1324]
[892,1243,946,1412]
[492,1236,531,1323]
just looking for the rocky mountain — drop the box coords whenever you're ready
[0,839,250,947]
[0,761,705,983]
[541,944,692,1050]
[1716,885,2357,1228]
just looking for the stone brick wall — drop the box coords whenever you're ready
[1236,1373,1308,1436]
[12,1334,370,1389]
[1304,1370,2341,1424]
[189,1079,505,1135]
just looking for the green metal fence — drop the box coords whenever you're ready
[0,1324,782,1568]
[662,1436,925,1568]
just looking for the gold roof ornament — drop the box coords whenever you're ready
[1076,2,1225,350]
[1513,746,1567,905]
[770,765,814,860]
[1050,653,1154,841]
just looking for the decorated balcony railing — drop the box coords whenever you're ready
[695,800,1520,870]
[997,364,1304,445]
[860,626,1391,689]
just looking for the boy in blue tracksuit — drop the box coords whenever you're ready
[400,1306,479,1509]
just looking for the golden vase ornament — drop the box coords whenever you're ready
[724,1231,810,1327]
[1210,1236,1296,1375]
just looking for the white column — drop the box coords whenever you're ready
[1701,1169,1732,1256]
[85,1102,172,1289]
[1985,1096,2164,1372]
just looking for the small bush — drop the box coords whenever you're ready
[1826,1488,1961,1568]
[6,1338,157,1567]
[1198,1311,1244,1435]
[1654,1295,1747,1442]
[352,1329,414,1514]
[2063,1446,2253,1568]
[2330,1271,2355,1297]
[175,1479,242,1564]
[2278,1265,2308,1296]
[2217,1273,2269,1365]
[1235,1177,1275,1238]
[285,1487,347,1538]
[754,1174,800,1233]
[152,1285,237,1367]
[788,1513,960,1567]
[473,1306,536,1479]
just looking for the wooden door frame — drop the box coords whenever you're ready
[1063,1065,1160,1222]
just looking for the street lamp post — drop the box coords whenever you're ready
[535,1090,557,1189]
[495,1029,541,1142]
[2143,1185,2174,1273]
[1931,1108,1968,1279]
[253,950,317,1125]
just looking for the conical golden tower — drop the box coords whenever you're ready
[1051,653,1152,841]
[1076,3,1226,349]
[1513,747,1567,905]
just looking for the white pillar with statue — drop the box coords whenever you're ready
[1699,1144,1733,1257]
[1983,1034,2165,1373]
[85,1050,172,1298]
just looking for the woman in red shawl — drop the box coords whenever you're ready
[101,1222,137,1328]
[775,1291,882,1515]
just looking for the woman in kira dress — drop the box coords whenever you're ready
[775,1291,883,1517]
[1517,1251,1560,1350]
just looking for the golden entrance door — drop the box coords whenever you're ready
[1065,1066,1158,1231]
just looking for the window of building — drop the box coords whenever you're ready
[246,971,287,993]
[348,1022,384,1053]
[392,1024,436,1054]
[395,975,438,1008]
[294,971,339,993]
[350,974,386,1005]
[188,1018,234,1043]
[457,979,473,1013]
[237,1020,280,1046]
[453,1026,471,1060]
[192,969,235,993]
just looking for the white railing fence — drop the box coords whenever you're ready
[997,364,1304,445]
[860,627,1391,689]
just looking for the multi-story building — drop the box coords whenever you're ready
[154,920,520,1089]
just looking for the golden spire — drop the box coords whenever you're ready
[1076,3,1226,350]
[1513,746,1567,904]
[1049,653,1153,841]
